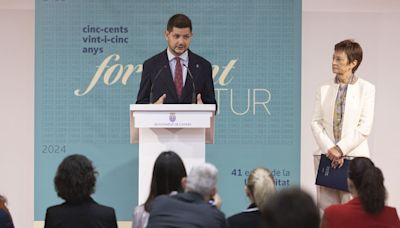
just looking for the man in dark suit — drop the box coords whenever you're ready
[136,14,216,105]
[147,163,228,228]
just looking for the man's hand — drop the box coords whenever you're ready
[196,94,203,104]
[153,94,166,104]
[211,193,222,209]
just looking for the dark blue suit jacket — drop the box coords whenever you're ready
[0,209,14,228]
[228,203,263,228]
[147,192,228,228]
[136,49,217,105]
[44,197,117,228]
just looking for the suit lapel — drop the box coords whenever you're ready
[181,76,193,103]
[181,50,197,103]
[342,82,358,134]
[188,50,199,78]
[324,83,339,131]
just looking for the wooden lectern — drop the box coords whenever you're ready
[130,104,216,204]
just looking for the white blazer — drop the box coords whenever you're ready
[311,78,375,157]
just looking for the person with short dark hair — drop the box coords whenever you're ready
[311,39,376,211]
[322,157,400,228]
[136,13,216,106]
[44,154,117,228]
[228,168,276,228]
[132,151,187,228]
[147,163,228,228]
[262,188,320,228]
[0,194,14,228]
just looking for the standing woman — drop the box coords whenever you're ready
[311,39,375,211]
[132,151,187,228]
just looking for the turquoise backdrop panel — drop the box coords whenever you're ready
[35,0,301,220]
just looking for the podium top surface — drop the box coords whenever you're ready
[130,104,216,112]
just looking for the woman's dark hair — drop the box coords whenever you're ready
[167,14,192,32]
[54,154,97,202]
[334,39,363,73]
[262,188,320,228]
[348,157,386,214]
[144,151,187,211]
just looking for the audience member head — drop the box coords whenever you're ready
[245,167,276,209]
[334,39,363,73]
[167,14,192,32]
[185,163,218,200]
[0,195,9,212]
[262,188,320,228]
[144,151,187,211]
[0,195,11,217]
[347,157,386,214]
[54,154,97,202]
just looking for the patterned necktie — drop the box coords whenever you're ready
[174,57,183,97]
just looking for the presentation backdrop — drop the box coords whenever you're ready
[35,0,301,221]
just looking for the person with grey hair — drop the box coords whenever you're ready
[147,163,228,228]
[185,163,218,199]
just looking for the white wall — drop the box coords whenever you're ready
[1,0,400,227]
[302,0,400,210]
[0,1,35,228]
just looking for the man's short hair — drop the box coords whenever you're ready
[167,14,192,32]
[185,163,217,197]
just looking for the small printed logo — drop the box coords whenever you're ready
[169,113,176,122]
[324,166,330,176]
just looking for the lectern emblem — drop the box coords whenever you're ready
[169,113,176,122]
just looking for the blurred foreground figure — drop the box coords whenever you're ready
[44,154,117,228]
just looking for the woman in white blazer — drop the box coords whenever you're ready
[311,39,375,212]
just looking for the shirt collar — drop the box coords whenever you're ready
[244,203,259,213]
[167,48,189,62]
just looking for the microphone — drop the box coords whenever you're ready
[149,65,167,103]
[183,63,196,104]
